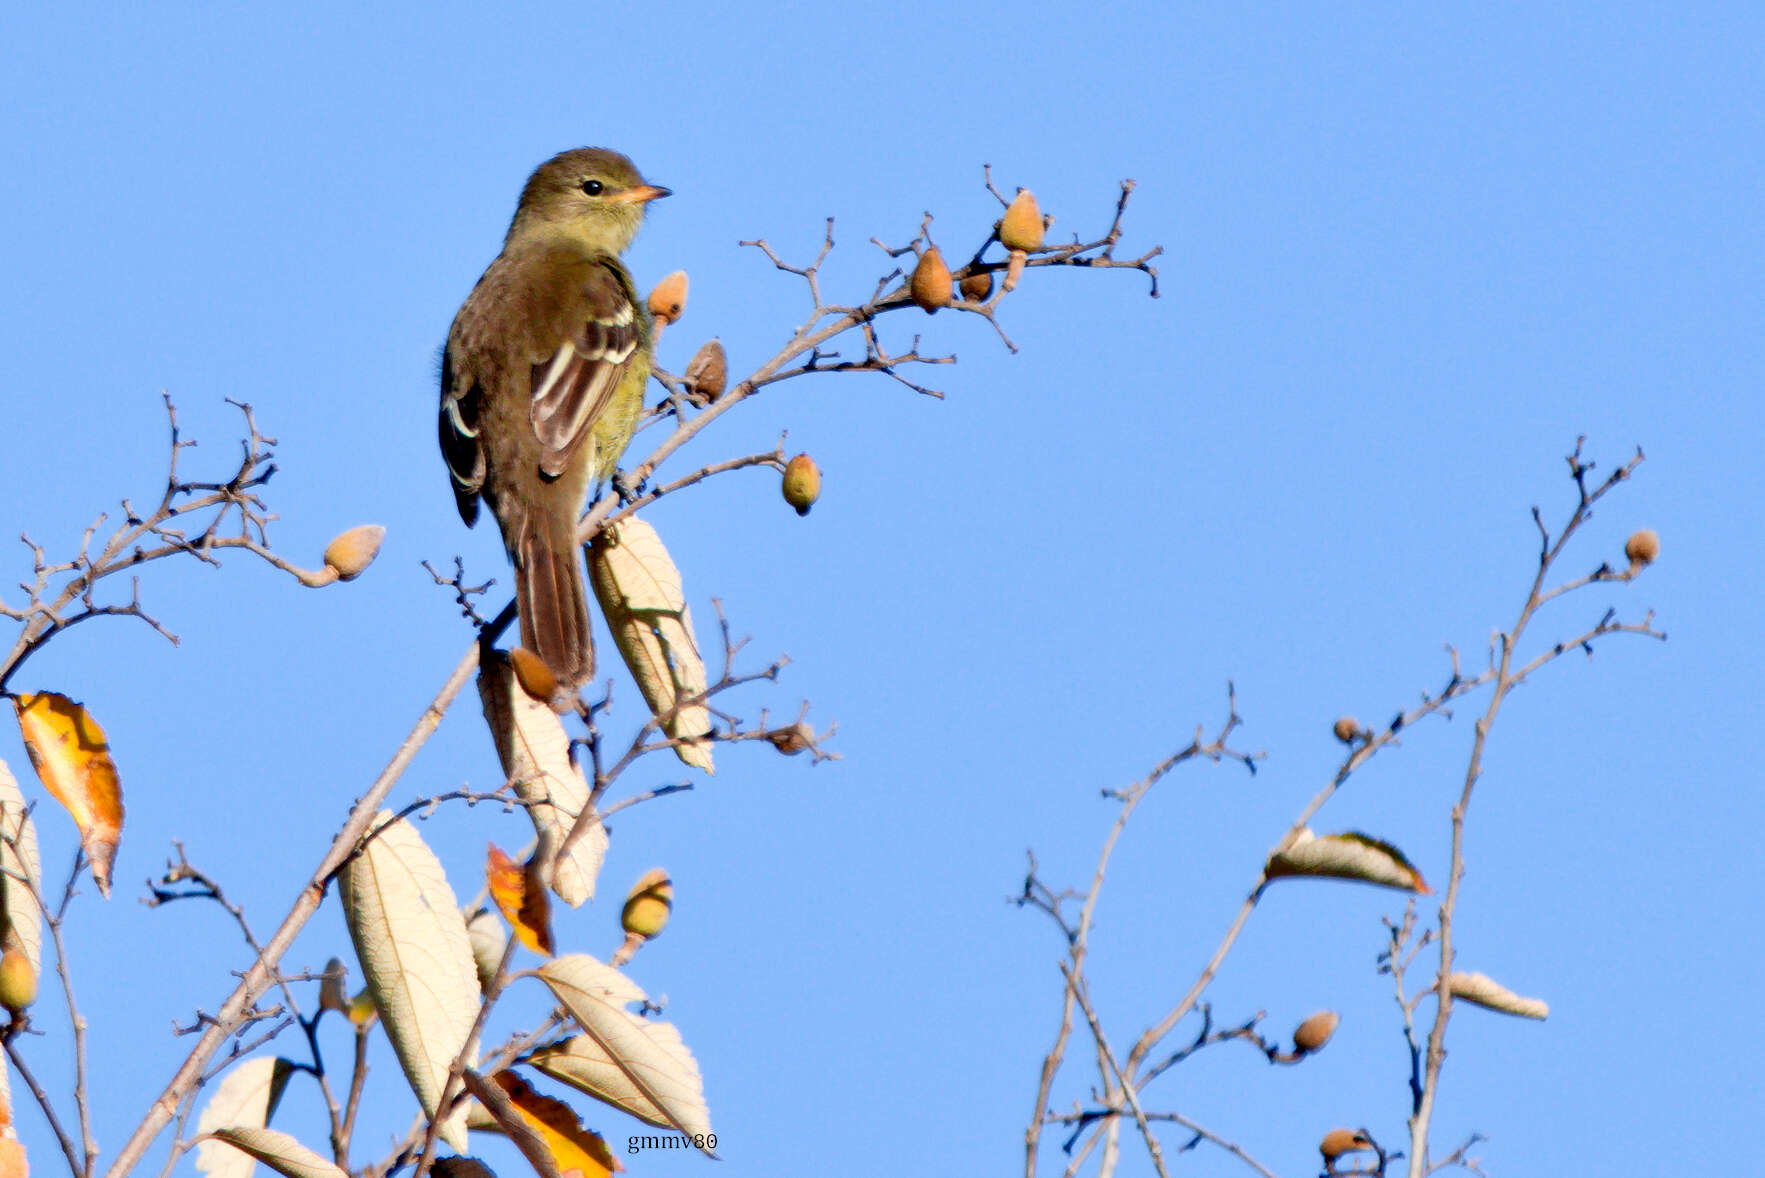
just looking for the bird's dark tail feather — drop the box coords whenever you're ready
[515,515,594,691]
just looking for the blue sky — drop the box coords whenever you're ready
[1,4,1760,1176]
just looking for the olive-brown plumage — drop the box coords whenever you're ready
[440,148,669,690]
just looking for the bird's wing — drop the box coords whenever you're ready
[438,345,485,526]
[529,261,642,478]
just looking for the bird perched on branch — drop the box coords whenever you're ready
[439,148,670,690]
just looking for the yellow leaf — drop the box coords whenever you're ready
[12,693,123,897]
[486,844,554,956]
[491,1071,620,1177]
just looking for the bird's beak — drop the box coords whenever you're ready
[620,184,672,205]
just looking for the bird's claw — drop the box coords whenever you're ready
[611,471,644,503]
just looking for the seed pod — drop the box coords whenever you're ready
[1624,528,1660,569]
[319,957,349,1014]
[323,525,386,581]
[1332,716,1359,744]
[767,722,815,755]
[509,647,558,703]
[0,948,35,1013]
[648,270,689,326]
[782,453,821,516]
[910,246,953,313]
[1293,1010,1340,1054]
[999,189,1045,251]
[960,269,993,302]
[683,338,728,406]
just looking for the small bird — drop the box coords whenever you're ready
[440,148,670,690]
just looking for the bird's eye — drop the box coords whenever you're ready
[580,179,604,196]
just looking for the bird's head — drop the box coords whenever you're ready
[506,147,670,255]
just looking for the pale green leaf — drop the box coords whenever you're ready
[535,955,715,1155]
[338,812,477,1151]
[587,518,713,773]
[0,760,43,981]
[478,658,607,907]
[194,1058,295,1178]
[208,1128,348,1178]
[465,906,503,992]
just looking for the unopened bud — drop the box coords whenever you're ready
[959,269,993,302]
[999,189,1045,251]
[648,270,689,326]
[1624,528,1660,569]
[323,525,386,581]
[347,986,377,1029]
[509,647,558,703]
[1293,1010,1339,1054]
[1319,1128,1373,1160]
[909,246,953,313]
[0,949,36,1013]
[1332,716,1360,744]
[621,869,673,941]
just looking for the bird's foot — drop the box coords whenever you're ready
[611,471,645,504]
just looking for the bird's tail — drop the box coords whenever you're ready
[514,512,594,691]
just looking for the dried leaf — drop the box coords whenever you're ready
[337,812,477,1151]
[207,1128,348,1178]
[0,762,44,981]
[1263,828,1430,893]
[478,655,607,907]
[535,955,715,1154]
[194,1057,295,1178]
[1446,971,1549,1020]
[12,693,123,897]
[461,1071,561,1178]
[432,1160,497,1178]
[486,845,554,956]
[681,338,727,406]
[489,1071,619,1178]
[586,519,712,772]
